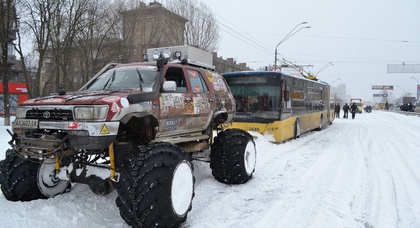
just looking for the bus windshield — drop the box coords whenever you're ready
[223,73,282,122]
[224,71,330,122]
[229,85,280,121]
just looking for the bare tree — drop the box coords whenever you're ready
[17,0,89,96]
[75,0,126,85]
[15,0,132,96]
[0,0,16,126]
[18,0,55,97]
[165,0,220,52]
[48,0,89,94]
[17,0,202,97]
[13,13,32,98]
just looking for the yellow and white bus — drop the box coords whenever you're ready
[222,71,333,143]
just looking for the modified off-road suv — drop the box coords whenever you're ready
[0,48,256,227]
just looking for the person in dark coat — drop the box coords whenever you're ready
[350,102,358,119]
[334,103,340,118]
[342,103,349,118]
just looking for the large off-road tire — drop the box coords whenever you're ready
[0,161,4,185]
[115,142,195,227]
[0,149,46,201]
[210,129,256,184]
[0,150,70,202]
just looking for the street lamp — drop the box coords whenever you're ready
[274,22,311,69]
[397,85,407,96]
[315,62,334,76]
[329,77,341,86]
[410,76,420,83]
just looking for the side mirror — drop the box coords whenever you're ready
[162,81,177,92]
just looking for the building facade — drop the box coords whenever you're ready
[212,53,251,73]
[122,2,188,63]
[38,1,251,96]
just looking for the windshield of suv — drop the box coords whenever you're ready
[84,66,159,91]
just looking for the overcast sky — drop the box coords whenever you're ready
[199,0,420,103]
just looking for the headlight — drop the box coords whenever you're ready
[74,106,108,121]
[15,107,28,118]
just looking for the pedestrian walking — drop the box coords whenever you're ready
[350,102,357,119]
[343,103,349,118]
[335,103,340,118]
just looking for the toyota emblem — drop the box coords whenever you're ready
[43,111,51,119]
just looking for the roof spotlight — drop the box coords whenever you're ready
[173,51,182,60]
[162,49,171,59]
[152,49,160,60]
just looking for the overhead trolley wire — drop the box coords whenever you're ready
[175,0,274,57]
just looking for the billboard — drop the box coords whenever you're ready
[373,94,388,97]
[372,85,393,90]
[387,64,420,73]
[0,82,29,115]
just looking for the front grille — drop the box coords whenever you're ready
[26,108,74,121]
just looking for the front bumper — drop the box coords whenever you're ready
[35,121,120,136]
[13,120,120,150]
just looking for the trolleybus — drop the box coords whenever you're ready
[222,71,333,143]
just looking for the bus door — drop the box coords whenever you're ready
[280,78,292,119]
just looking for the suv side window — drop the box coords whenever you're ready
[165,67,187,93]
[187,69,208,94]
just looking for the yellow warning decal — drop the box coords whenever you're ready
[100,124,110,134]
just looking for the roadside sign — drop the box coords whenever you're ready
[373,94,388,97]
[387,64,420,73]
[372,85,393,90]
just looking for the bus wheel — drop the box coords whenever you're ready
[294,119,301,139]
[210,129,256,184]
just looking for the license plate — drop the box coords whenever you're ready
[14,119,39,129]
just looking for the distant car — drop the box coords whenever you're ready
[400,103,415,112]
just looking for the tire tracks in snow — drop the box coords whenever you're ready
[184,112,420,228]
[255,120,374,227]
[362,112,420,228]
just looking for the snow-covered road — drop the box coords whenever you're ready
[1,111,419,228]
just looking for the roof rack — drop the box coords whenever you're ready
[170,59,215,70]
[146,45,215,70]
